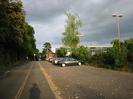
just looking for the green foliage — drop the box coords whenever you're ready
[0,0,8,44]
[71,46,91,64]
[23,23,36,57]
[103,40,128,68]
[7,2,25,47]
[43,42,51,51]
[102,49,115,65]
[91,49,105,64]
[56,47,67,57]
[125,38,133,62]
[41,50,46,60]
[112,40,128,67]
[0,0,37,71]
[88,39,132,71]
[41,42,52,59]
[62,11,82,48]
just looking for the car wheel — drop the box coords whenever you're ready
[78,62,81,66]
[62,63,66,67]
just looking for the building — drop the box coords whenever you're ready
[46,50,56,60]
[86,44,113,56]
[9,0,21,2]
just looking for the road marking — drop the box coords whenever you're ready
[15,63,33,99]
[39,62,63,99]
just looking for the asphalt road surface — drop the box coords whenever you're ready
[0,61,133,99]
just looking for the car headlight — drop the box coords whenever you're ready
[55,60,58,63]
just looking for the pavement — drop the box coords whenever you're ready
[0,61,133,99]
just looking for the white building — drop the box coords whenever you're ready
[85,44,113,56]
[9,0,21,3]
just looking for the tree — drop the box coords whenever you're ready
[125,38,133,62]
[102,48,115,65]
[0,0,37,71]
[71,46,91,64]
[104,40,128,68]
[0,0,9,66]
[43,42,51,51]
[7,1,25,48]
[23,23,36,59]
[56,47,67,57]
[62,11,82,48]
[0,0,9,46]
[3,1,26,62]
[42,42,52,59]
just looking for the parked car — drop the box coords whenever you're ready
[58,57,81,67]
[52,57,64,65]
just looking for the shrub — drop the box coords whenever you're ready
[103,40,128,68]
[56,47,67,57]
[71,46,91,64]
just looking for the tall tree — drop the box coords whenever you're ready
[43,42,52,51]
[62,11,82,48]
[0,0,9,68]
[7,1,25,48]
[0,0,8,47]
[23,23,36,58]
[0,0,37,70]
[42,42,52,59]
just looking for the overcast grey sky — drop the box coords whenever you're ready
[22,0,133,51]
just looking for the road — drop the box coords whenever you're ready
[0,61,133,99]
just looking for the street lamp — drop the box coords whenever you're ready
[112,13,123,47]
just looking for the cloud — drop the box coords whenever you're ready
[22,0,133,51]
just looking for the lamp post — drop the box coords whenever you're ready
[112,13,123,47]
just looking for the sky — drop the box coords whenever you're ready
[21,0,133,52]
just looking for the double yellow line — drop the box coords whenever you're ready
[15,64,33,99]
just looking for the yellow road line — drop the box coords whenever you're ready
[15,63,33,99]
[39,62,63,99]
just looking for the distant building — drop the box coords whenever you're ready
[9,0,21,2]
[46,50,56,60]
[86,44,113,56]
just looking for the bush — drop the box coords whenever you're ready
[125,38,133,62]
[102,50,115,65]
[102,40,128,68]
[71,46,91,64]
[56,47,67,57]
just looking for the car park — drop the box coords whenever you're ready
[58,57,81,67]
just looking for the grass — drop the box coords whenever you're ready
[86,62,133,73]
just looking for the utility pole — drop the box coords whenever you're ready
[112,13,123,47]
